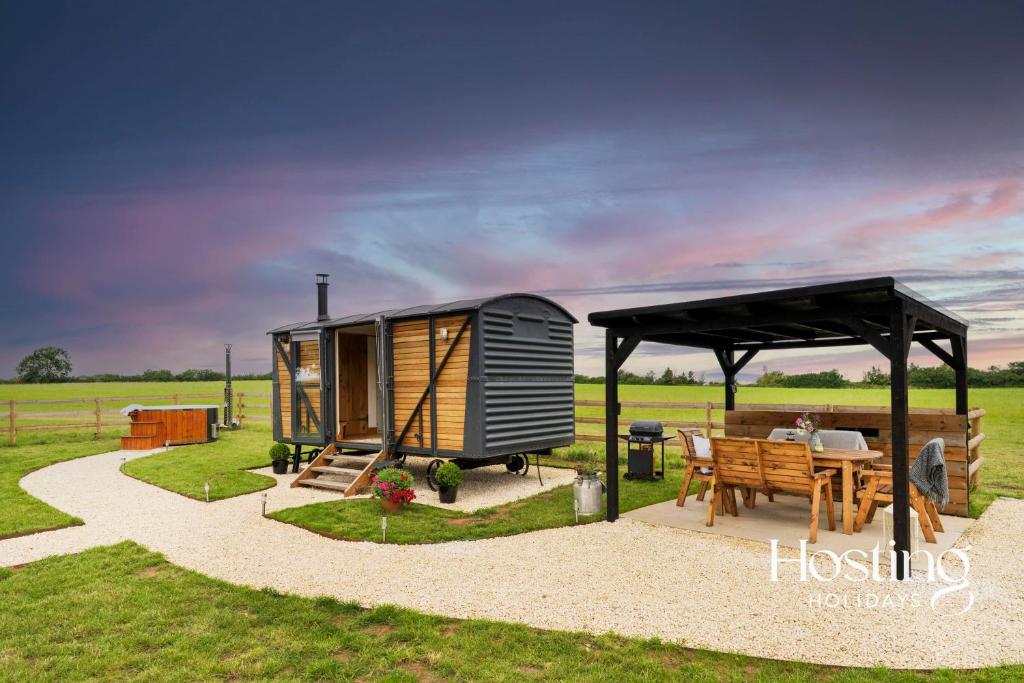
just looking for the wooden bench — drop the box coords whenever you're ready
[709,437,836,543]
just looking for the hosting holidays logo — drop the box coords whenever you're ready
[769,540,975,615]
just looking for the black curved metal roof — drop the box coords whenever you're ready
[268,292,577,334]
[588,277,967,351]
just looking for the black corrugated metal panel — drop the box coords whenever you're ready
[480,305,575,453]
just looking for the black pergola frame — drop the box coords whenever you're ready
[588,277,968,579]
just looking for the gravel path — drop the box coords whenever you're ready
[1,448,1021,670]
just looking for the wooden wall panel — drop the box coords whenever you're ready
[433,315,470,451]
[391,315,470,451]
[393,319,433,448]
[276,343,292,439]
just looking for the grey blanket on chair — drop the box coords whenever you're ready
[909,438,948,508]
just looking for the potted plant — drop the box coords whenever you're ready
[371,467,416,514]
[573,450,604,516]
[434,461,463,504]
[270,442,291,474]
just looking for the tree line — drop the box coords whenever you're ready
[574,362,1024,388]
[575,368,707,385]
[4,346,270,384]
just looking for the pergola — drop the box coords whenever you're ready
[588,277,968,578]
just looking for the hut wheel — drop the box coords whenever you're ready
[505,454,528,476]
[426,458,444,491]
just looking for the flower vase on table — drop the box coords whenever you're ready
[796,412,825,453]
[810,431,824,453]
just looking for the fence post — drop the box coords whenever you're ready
[236,392,245,428]
[94,398,102,438]
[8,400,15,446]
[705,401,713,438]
[173,394,180,405]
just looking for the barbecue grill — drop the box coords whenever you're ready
[620,420,672,480]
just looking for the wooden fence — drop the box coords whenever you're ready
[1,392,272,445]
[573,399,985,457]
[3,392,985,473]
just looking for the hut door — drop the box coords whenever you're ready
[291,331,326,443]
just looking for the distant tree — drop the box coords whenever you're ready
[657,368,675,385]
[756,367,787,386]
[176,368,223,382]
[862,366,890,386]
[16,346,72,383]
[780,369,850,388]
[140,369,175,382]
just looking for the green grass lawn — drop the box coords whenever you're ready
[121,426,276,502]
[0,432,122,539]
[271,468,680,544]
[1,541,1019,682]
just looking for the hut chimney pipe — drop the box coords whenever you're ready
[316,274,330,321]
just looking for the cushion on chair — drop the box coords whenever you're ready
[693,435,712,473]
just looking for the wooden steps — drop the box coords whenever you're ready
[292,443,387,496]
[120,419,166,450]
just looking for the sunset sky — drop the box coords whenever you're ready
[2,1,1022,380]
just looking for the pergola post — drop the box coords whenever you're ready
[889,305,912,579]
[721,349,736,411]
[715,348,757,412]
[604,330,641,522]
[953,336,968,416]
[605,330,620,522]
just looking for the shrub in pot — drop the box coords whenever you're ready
[269,442,291,475]
[434,462,463,504]
[573,450,604,517]
[371,467,416,513]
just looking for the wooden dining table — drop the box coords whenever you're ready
[810,447,883,534]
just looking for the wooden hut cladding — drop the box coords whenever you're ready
[269,290,577,461]
[392,314,471,452]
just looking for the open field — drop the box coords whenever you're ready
[1,542,1020,682]
[0,381,271,445]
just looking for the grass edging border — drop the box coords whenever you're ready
[0,519,84,542]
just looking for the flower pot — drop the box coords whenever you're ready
[272,459,289,475]
[438,485,458,504]
[381,498,406,514]
[574,472,604,516]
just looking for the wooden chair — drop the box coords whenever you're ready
[853,465,944,543]
[676,428,712,507]
[757,439,836,543]
[708,438,836,543]
[705,438,765,527]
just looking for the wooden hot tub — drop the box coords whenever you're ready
[121,405,219,450]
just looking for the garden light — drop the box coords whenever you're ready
[204,481,210,503]
[381,516,387,543]
[261,492,268,517]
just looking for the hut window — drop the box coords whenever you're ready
[514,313,548,339]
